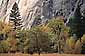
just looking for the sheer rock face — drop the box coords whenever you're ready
[0,0,85,29]
[0,0,17,22]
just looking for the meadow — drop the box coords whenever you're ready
[0,53,85,56]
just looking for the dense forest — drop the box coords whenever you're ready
[0,0,85,54]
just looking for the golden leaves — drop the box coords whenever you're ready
[66,37,76,49]
[0,21,12,33]
[39,25,51,32]
[81,34,85,43]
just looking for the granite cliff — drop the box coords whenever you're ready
[0,0,85,29]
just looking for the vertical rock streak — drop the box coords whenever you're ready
[0,0,84,29]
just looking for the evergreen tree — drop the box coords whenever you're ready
[68,0,82,38]
[68,0,85,40]
[69,5,85,39]
[9,2,22,30]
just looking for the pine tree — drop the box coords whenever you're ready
[9,2,22,30]
[68,0,82,39]
[68,0,85,40]
[69,6,85,39]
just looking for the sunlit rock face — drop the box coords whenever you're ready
[19,0,42,29]
[19,0,55,29]
[0,0,17,22]
[0,0,85,29]
[0,0,62,29]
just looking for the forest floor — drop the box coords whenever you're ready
[0,53,85,56]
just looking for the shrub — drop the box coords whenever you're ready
[74,40,82,54]
[64,37,76,54]
[81,34,85,43]
[81,34,85,54]
[0,40,10,53]
[6,37,17,53]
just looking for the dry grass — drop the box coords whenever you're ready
[0,53,85,56]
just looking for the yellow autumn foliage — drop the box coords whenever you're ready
[39,25,51,32]
[3,23,12,33]
[81,34,85,43]
[66,37,76,49]
[74,40,82,54]
[0,20,12,34]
